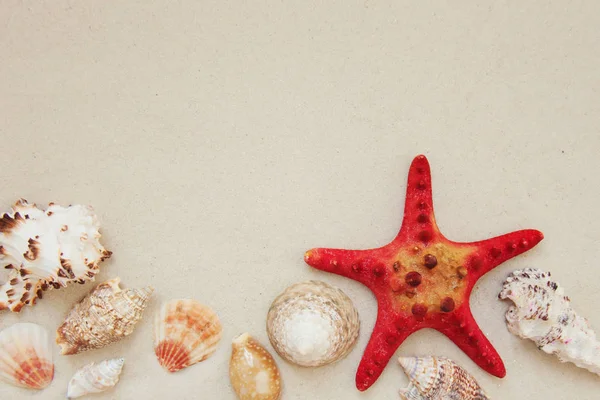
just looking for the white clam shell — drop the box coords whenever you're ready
[499,268,600,375]
[67,358,125,399]
[229,333,282,400]
[398,356,490,400]
[0,322,54,390]
[57,278,153,355]
[266,280,359,367]
[153,299,222,372]
[0,199,111,312]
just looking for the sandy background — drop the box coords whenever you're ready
[1,1,599,399]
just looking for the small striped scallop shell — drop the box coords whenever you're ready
[266,280,359,367]
[398,356,489,400]
[67,358,125,399]
[229,333,281,400]
[0,323,54,390]
[154,299,222,372]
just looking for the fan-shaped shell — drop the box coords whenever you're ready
[229,333,281,400]
[0,323,54,390]
[57,278,153,355]
[398,356,489,400]
[266,280,359,367]
[0,199,111,312]
[67,358,125,399]
[154,299,222,372]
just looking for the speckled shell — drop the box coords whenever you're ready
[398,356,489,400]
[56,278,153,355]
[266,280,359,367]
[499,268,600,375]
[0,323,54,390]
[0,199,111,312]
[230,333,281,400]
[153,299,222,372]
[67,358,125,399]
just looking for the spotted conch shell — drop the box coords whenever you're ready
[67,358,125,399]
[398,356,490,400]
[0,323,54,390]
[0,199,111,312]
[499,268,600,375]
[266,280,359,367]
[154,299,222,372]
[56,278,153,355]
[230,333,282,400]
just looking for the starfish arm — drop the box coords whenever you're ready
[397,155,440,244]
[465,229,544,280]
[355,310,417,391]
[304,247,386,289]
[437,306,506,378]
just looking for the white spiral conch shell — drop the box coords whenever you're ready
[0,323,54,390]
[499,268,600,375]
[266,280,359,367]
[67,358,125,399]
[154,299,222,372]
[398,356,490,400]
[229,333,282,400]
[56,278,153,355]
[0,199,111,312]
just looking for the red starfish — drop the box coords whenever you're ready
[304,155,543,391]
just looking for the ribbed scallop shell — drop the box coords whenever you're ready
[0,199,111,312]
[499,268,600,375]
[230,333,281,400]
[67,358,125,399]
[398,356,489,400]
[0,323,54,390]
[266,280,359,367]
[57,278,153,355]
[154,299,222,372]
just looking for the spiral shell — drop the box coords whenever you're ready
[67,358,125,399]
[499,268,600,375]
[0,199,111,312]
[154,299,222,372]
[266,280,359,367]
[229,333,281,400]
[398,356,489,400]
[0,323,54,390]
[56,278,153,355]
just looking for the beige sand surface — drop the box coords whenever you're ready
[1,1,599,399]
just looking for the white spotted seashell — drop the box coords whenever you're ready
[398,356,490,400]
[154,299,222,372]
[0,199,111,312]
[0,323,54,390]
[266,280,359,367]
[67,358,125,399]
[499,268,600,375]
[229,333,282,400]
[57,278,153,355]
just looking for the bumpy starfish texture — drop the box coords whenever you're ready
[304,155,543,391]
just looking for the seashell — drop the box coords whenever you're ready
[499,268,600,375]
[67,358,125,399]
[154,299,222,372]
[0,323,54,390]
[57,278,153,355]
[230,333,282,400]
[266,280,359,367]
[0,199,111,312]
[398,356,490,400]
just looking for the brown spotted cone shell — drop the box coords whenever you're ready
[153,299,222,373]
[0,323,54,390]
[0,199,111,312]
[230,333,282,400]
[56,278,153,355]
